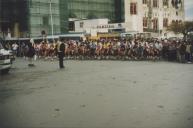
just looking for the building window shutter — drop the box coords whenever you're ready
[130,3,137,15]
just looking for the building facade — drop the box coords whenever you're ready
[68,0,124,22]
[29,0,61,37]
[0,0,124,38]
[68,0,125,31]
[1,0,185,38]
[0,0,68,38]
[124,0,185,37]
[59,0,69,33]
[0,0,29,38]
[74,18,125,36]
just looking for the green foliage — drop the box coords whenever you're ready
[167,21,193,37]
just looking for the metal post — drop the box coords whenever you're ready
[49,0,54,40]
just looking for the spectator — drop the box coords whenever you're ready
[179,42,186,63]
[26,42,35,67]
[12,42,18,57]
[56,39,65,69]
[186,42,192,63]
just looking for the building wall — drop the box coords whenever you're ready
[124,0,143,32]
[74,19,125,36]
[1,0,123,38]
[28,0,61,37]
[0,0,2,38]
[68,0,116,22]
[59,0,69,34]
[114,0,125,22]
[1,0,185,38]
[74,19,109,34]
[0,0,28,38]
[124,0,185,37]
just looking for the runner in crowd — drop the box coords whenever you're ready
[8,38,193,63]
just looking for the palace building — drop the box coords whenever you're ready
[124,0,185,37]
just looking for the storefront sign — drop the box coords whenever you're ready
[97,25,115,29]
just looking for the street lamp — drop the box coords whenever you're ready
[49,0,54,40]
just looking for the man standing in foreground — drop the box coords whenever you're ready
[57,39,65,68]
[27,39,35,67]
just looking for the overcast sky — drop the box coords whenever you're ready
[185,0,193,20]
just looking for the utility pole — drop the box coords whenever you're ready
[49,0,54,40]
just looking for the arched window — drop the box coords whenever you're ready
[163,0,169,6]
[153,0,159,8]
[153,18,158,30]
[163,18,168,27]
[142,0,147,4]
[143,17,148,27]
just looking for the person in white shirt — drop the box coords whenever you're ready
[12,42,18,57]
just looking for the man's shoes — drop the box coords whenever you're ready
[28,64,35,67]
[60,66,65,69]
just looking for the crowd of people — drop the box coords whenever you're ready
[5,38,193,63]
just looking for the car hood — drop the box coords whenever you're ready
[0,49,10,55]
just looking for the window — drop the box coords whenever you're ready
[163,18,168,27]
[176,11,178,16]
[153,18,158,30]
[42,16,49,26]
[130,3,137,15]
[69,21,75,31]
[163,0,169,6]
[172,20,175,24]
[172,0,182,9]
[153,0,158,8]
[143,17,148,27]
[80,22,84,28]
[143,0,147,4]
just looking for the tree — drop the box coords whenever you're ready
[167,21,193,39]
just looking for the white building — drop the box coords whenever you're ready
[72,0,185,38]
[74,19,108,36]
[124,0,185,37]
[74,19,125,36]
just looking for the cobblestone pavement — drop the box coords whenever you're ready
[0,58,193,128]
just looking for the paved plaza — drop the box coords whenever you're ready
[0,58,193,128]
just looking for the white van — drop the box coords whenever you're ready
[0,41,12,74]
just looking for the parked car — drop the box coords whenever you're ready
[0,41,12,74]
[8,49,15,64]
